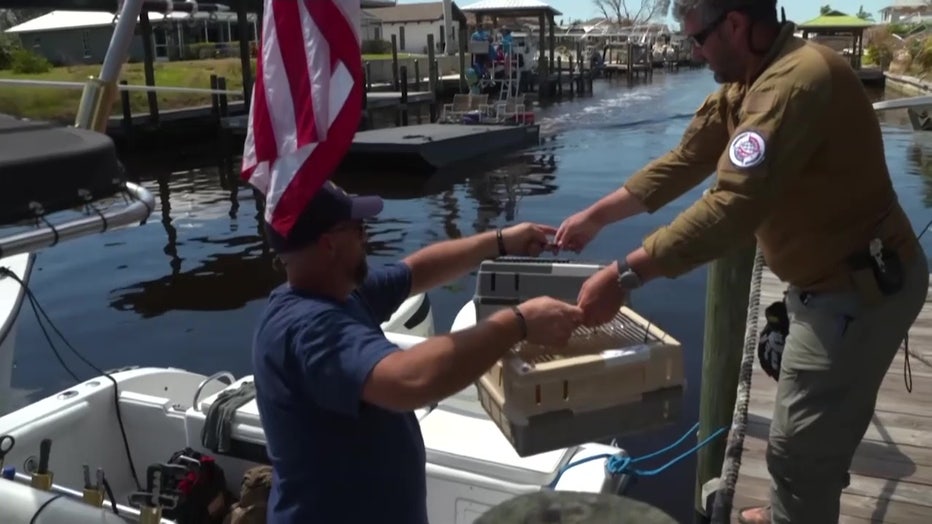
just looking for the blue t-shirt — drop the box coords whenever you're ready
[252,262,427,524]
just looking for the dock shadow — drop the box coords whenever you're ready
[744,412,916,523]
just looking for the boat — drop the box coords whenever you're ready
[0,0,635,522]
[0,253,33,415]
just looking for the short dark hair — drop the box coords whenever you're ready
[673,0,778,26]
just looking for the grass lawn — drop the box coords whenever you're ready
[0,54,414,123]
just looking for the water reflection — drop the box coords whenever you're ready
[905,132,932,208]
[105,148,559,318]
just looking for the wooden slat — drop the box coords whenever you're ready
[728,268,932,523]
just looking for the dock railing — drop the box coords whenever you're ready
[0,78,241,98]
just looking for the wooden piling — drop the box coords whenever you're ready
[210,74,220,118]
[119,80,132,145]
[390,34,399,90]
[399,66,409,127]
[458,25,467,93]
[217,76,229,118]
[427,33,437,121]
[568,55,575,96]
[361,63,369,130]
[693,246,756,518]
[138,10,159,125]
[557,56,563,97]
[235,0,253,109]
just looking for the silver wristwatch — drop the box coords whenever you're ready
[616,258,643,290]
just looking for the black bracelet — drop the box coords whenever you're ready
[511,306,528,340]
[496,228,507,257]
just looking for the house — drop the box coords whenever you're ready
[360,9,384,41]
[3,9,257,65]
[364,1,466,55]
[880,0,932,24]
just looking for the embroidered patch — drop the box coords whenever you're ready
[728,131,766,168]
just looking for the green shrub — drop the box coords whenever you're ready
[10,49,51,74]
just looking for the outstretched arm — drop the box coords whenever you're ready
[621,89,730,214]
[576,79,829,326]
[402,230,499,297]
[630,81,829,280]
[556,89,730,251]
[402,223,554,296]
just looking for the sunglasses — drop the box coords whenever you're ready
[328,220,365,236]
[688,10,730,47]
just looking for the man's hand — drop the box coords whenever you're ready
[517,296,583,347]
[554,209,604,253]
[576,263,627,326]
[500,223,559,257]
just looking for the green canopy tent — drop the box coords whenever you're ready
[798,9,875,70]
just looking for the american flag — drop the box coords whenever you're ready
[241,0,363,238]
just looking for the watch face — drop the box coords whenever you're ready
[619,271,641,289]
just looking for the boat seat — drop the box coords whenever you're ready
[184,375,433,464]
[0,114,124,226]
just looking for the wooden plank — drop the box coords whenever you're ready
[727,267,932,522]
[904,277,932,366]
[732,474,932,523]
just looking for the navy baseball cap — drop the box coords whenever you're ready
[264,181,383,253]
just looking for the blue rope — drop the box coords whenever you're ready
[546,422,729,489]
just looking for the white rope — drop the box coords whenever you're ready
[710,244,766,523]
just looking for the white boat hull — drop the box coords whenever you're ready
[0,298,624,523]
[0,253,34,416]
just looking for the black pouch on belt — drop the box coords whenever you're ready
[757,299,789,381]
[846,240,904,300]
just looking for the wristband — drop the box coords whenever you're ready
[496,228,507,257]
[511,306,528,340]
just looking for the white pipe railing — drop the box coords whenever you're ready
[872,95,932,112]
[0,78,241,97]
[0,182,155,258]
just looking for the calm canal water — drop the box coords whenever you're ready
[9,69,932,522]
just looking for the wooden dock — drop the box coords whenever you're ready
[729,267,932,522]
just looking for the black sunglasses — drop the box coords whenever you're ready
[688,10,730,47]
[328,219,365,236]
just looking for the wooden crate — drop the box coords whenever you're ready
[483,306,684,417]
[475,306,686,456]
[477,376,684,458]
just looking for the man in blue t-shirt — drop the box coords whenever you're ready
[252,181,583,523]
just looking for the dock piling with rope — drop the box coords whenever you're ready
[693,246,756,518]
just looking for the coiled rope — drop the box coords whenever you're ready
[709,244,767,523]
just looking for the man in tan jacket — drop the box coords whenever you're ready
[555,1,927,523]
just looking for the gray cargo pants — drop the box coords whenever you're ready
[767,247,928,524]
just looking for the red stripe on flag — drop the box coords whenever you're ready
[273,0,317,146]
[244,0,363,238]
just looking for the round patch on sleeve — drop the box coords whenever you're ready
[728,131,766,168]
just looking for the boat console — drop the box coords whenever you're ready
[0,114,154,258]
[0,115,124,225]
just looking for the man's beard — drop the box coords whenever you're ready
[352,256,368,285]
